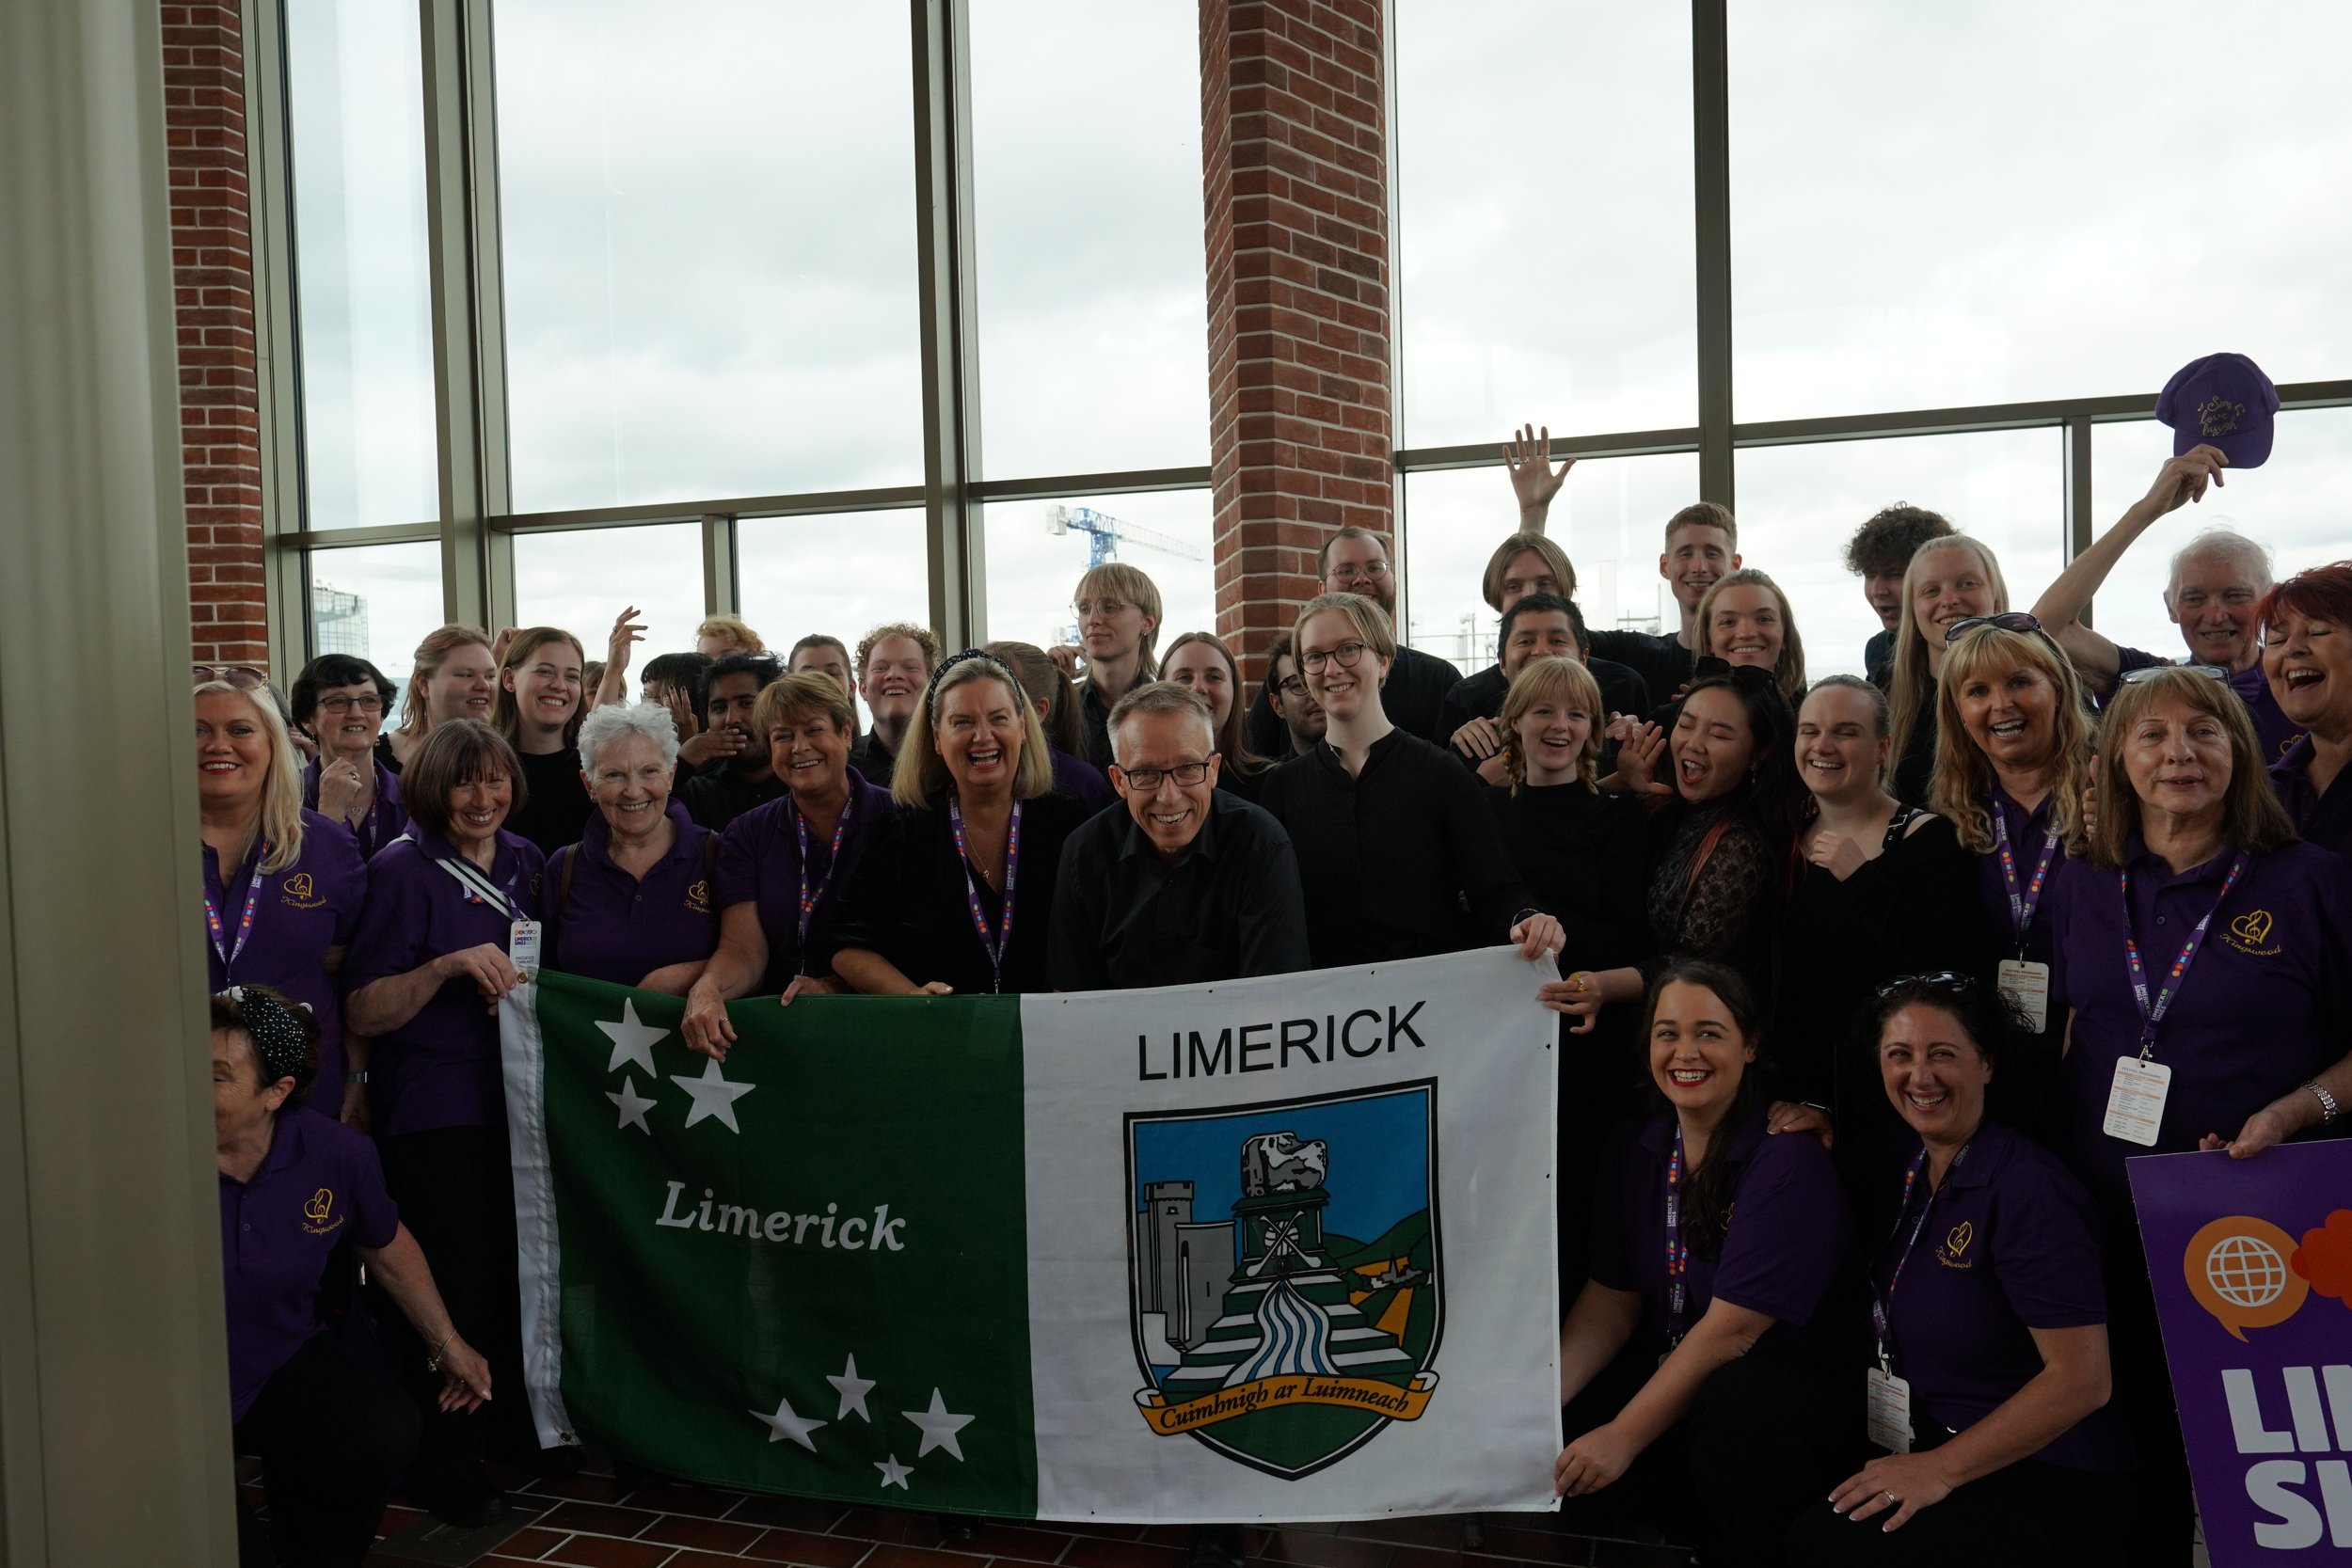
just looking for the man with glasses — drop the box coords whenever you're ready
[1263,641,1326,757]
[1244,526,1463,758]
[1048,682,1308,992]
[2028,444,2301,757]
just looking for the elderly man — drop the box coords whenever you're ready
[2031,444,2300,757]
[1048,682,1309,992]
[1244,526,1462,756]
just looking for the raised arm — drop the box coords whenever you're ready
[1504,421,1574,532]
[594,605,644,710]
[2029,446,2227,695]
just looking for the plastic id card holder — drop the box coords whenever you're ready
[508,918,543,979]
[1994,958,2050,1033]
[1865,1368,1913,1454]
[2103,1056,2170,1146]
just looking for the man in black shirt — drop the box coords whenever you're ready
[679,651,787,831]
[1048,683,1309,990]
[1264,645,1325,757]
[1845,503,1953,688]
[1243,526,1460,755]
[1435,594,1649,783]
[844,622,938,785]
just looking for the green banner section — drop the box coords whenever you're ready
[529,973,1037,1514]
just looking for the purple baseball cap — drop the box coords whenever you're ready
[2155,352,2279,468]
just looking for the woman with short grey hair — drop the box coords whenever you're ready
[544,701,718,991]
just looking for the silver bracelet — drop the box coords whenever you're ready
[2304,1080,2342,1124]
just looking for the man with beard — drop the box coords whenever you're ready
[1263,641,1326,758]
[846,622,939,786]
[679,650,786,831]
[1243,526,1461,756]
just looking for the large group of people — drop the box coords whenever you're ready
[204,423,2351,1568]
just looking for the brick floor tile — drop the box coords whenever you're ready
[490,1525,573,1559]
[627,1482,751,1519]
[527,1471,639,1504]
[955,1523,1079,1563]
[1259,1528,1393,1568]
[640,1513,766,1553]
[1059,1538,1184,1568]
[540,1533,677,1567]
[541,1500,666,1538]
[725,1495,854,1532]
[1465,1525,1588,1566]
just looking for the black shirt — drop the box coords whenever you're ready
[1046,793,1310,990]
[1865,628,1896,689]
[824,790,1091,995]
[847,731,898,790]
[680,764,787,833]
[1431,659,1652,751]
[1257,728,1537,966]
[507,744,595,858]
[1078,672,1150,768]
[1587,629,1693,707]
[1773,810,1991,1123]
[1893,685,1938,807]
[1486,784,1651,977]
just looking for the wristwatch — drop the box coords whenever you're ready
[349,1071,371,1086]
[2304,1080,2341,1123]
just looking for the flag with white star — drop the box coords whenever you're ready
[503,947,1562,1523]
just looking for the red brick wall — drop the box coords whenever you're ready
[163,2,268,665]
[1200,0,1392,674]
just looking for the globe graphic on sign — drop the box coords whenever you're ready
[2206,1233,2290,1309]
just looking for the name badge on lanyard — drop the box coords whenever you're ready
[1866,1145,1960,1452]
[508,919,543,979]
[1989,801,2058,1030]
[2106,851,2249,1145]
[1865,1367,1914,1454]
[204,837,272,975]
[1661,1126,1692,1366]
[1994,958,2050,1033]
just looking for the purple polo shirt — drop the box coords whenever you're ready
[203,810,367,1116]
[1588,1108,1860,1370]
[2270,736,2352,859]
[1974,784,2066,977]
[713,768,895,990]
[1050,746,1115,814]
[343,827,544,1137]
[2045,839,2352,1209]
[300,755,409,862]
[2114,648,2303,763]
[1867,1122,2130,1473]
[545,800,721,987]
[219,1107,398,1421]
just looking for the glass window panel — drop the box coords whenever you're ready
[1393,1,1695,448]
[305,541,444,686]
[2089,411,2352,661]
[968,0,1209,477]
[982,491,1216,662]
[738,510,933,724]
[1401,456,1703,671]
[1730,4,2352,420]
[493,0,922,511]
[1733,432,2063,680]
[512,524,705,676]
[285,0,437,529]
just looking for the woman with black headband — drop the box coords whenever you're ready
[818,651,1090,1003]
[213,985,487,1568]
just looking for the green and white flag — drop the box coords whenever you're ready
[501,946,1562,1522]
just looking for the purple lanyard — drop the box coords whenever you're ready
[793,800,852,953]
[2120,851,2249,1057]
[1663,1127,1692,1347]
[947,796,1022,994]
[1868,1144,1967,1371]
[1989,797,2059,952]
[203,838,271,972]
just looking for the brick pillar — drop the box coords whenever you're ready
[163,2,267,664]
[1200,0,1392,673]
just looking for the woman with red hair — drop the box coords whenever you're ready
[2261,560,2352,855]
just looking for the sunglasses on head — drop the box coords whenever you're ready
[1875,970,1976,998]
[2119,662,2230,686]
[1942,612,2042,644]
[1691,657,1778,693]
[194,663,269,689]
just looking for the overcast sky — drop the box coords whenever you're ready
[293,0,2352,689]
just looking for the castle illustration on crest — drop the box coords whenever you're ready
[1126,1086,1442,1480]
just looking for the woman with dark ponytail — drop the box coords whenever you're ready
[1554,961,1862,1566]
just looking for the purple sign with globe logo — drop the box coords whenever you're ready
[2129,1144,2352,1563]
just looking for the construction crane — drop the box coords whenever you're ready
[1046,504,1205,571]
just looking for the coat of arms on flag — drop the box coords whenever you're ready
[1126,1083,1442,1480]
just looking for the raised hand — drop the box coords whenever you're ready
[1505,422,1575,520]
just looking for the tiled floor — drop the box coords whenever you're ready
[279,1455,1693,1568]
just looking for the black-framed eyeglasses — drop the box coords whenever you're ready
[1300,641,1369,673]
[1272,675,1308,699]
[1114,760,1214,790]
[1875,970,1972,998]
[1942,612,2042,644]
[2119,662,2230,685]
[315,693,385,715]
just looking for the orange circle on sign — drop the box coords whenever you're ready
[2184,1214,2310,1342]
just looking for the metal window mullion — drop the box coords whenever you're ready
[1692,0,1735,509]
[912,0,984,646]
[246,0,309,673]
[2064,415,2095,629]
[1381,0,1410,641]
[702,514,739,617]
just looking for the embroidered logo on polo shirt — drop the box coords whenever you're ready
[279,872,326,911]
[685,878,712,915]
[1936,1220,1976,1270]
[301,1187,343,1237]
[2222,909,2280,958]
